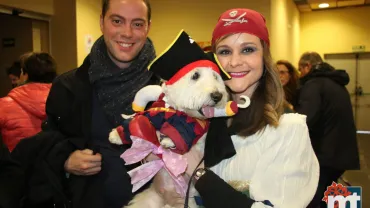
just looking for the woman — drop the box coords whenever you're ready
[277,60,299,110]
[183,9,319,208]
[0,52,57,151]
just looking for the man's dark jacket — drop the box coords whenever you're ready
[0,137,24,208]
[11,56,159,208]
[296,63,360,170]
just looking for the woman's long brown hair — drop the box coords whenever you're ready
[277,60,299,106]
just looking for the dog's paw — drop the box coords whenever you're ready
[109,128,123,145]
[157,132,176,149]
[121,113,135,119]
[161,137,176,149]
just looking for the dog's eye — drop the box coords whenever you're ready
[192,72,200,80]
[214,73,218,80]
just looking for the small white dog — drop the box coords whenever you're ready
[109,30,250,208]
[109,66,233,208]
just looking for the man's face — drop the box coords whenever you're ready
[8,74,20,88]
[100,0,150,67]
[299,64,311,78]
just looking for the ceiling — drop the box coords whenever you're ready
[294,0,370,12]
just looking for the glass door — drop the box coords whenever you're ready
[357,53,370,132]
[325,52,370,132]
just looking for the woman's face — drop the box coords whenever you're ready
[277,64,290,86]
[215,33,264,97]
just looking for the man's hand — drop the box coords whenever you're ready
[64,149,102,176]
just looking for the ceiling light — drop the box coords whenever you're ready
[318,3,330,8]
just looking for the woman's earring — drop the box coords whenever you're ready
[238,95,250,108]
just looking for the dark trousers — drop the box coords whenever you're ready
[307,166,345,208]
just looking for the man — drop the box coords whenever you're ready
[296,52,360,208]
[12,0,159,207]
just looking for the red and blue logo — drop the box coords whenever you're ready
[323,182,362,208]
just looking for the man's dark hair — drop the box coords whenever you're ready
[20,52,57,83]
[6,61,21,77]
[101,0,151,21]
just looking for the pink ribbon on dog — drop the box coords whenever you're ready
[121,136,188,197]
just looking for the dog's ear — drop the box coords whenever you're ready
[161,82,167,89]
[161,83,168,95]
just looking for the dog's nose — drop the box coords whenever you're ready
[210,92,223,103]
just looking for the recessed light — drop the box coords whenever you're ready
[318,3,330,8]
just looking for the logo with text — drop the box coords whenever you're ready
[323,182,362,208]
[221,12,248,26]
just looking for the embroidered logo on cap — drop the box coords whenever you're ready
[229,10,237,17]
[222,12,248,26]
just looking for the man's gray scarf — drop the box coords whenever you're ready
[88,36,156,127]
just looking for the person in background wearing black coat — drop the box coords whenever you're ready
[11,0,159,207]
[295,51,360,208]
[0,137,24,208]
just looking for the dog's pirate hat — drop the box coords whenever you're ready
[148,30,230,85]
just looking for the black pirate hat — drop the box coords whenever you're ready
[148,30,230,84]
[205,51,231,80]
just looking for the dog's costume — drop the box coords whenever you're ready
[111,30,240,196]
[118,89,238,154]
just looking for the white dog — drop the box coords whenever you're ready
[109,66,232,208]
[108,30,251,208]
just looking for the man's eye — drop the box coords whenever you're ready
[133,23,144,28]
[112,19,121,24]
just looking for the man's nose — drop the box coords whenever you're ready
[121,24,133,38]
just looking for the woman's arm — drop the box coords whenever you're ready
[248,114,319,208]
[195,114,319,208]
[195,170,256,208]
